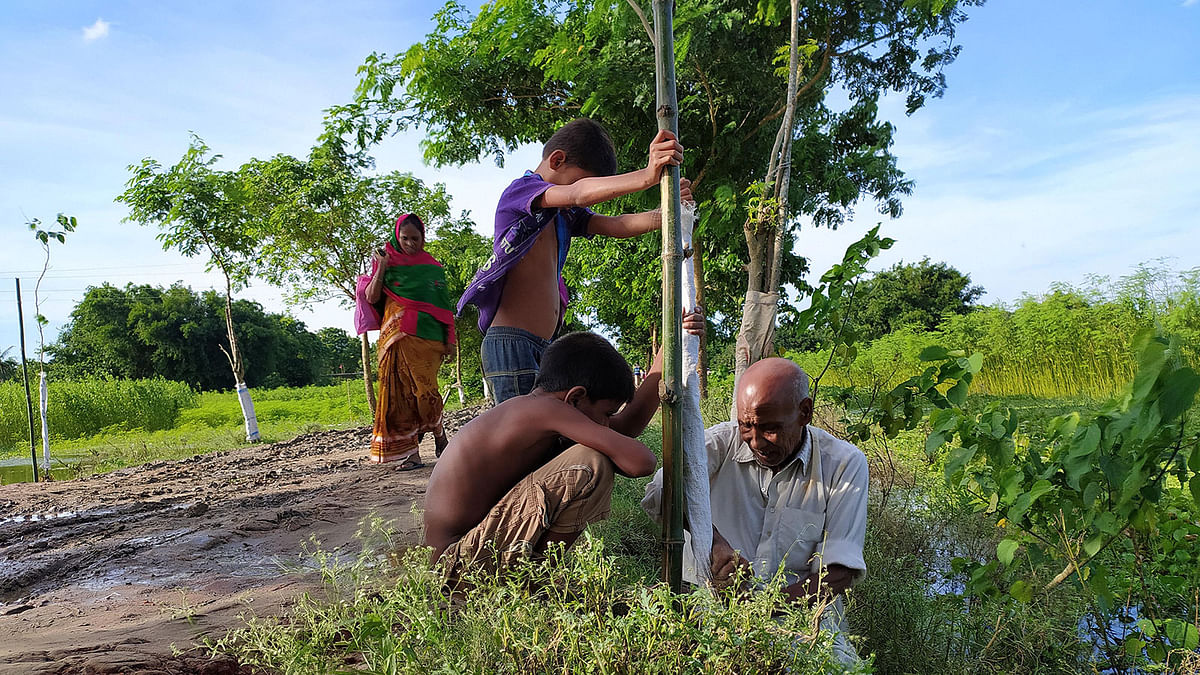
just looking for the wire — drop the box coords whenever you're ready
[0,263,211,277]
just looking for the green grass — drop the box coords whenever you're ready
[0,377,197,449]
[787,271,1200,402]
[210,520,859,674]
[0,378,478,484]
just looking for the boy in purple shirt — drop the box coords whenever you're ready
[458,118,692,404]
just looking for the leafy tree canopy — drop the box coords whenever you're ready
[850,257,983,340]
[239,141,476,309]
[119,136,256,287]
[325,0,981,355]
[48,283,346,391]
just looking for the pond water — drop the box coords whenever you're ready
[0,453,85,484]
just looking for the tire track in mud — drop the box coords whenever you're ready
[0,428,373,604]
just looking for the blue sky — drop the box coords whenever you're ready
[1,0,1198,362]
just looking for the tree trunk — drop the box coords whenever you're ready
[454,339,465,404]
[732,0,801,406]
[221,275,245,383]
[361,332,376,415]
[220,273,260,441]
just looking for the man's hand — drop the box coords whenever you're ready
[646,129,684,178]
[789,564,858,606]
[682,305,704,336]
[710,529,751,586]
[680,177,694,205]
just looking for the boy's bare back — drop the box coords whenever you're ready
[424,388,657,558]
[425,395,576,558]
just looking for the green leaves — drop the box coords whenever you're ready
[996,539,1019,566]
[1063,423,1101,489]
[925,407,959,456]
[26,212,80,364]
[1165,618,1200,651]
[912,327,1200,670]
[29,213,77,248]
[1006,479,1054,523]
[1157,366,1200,422]
[1008,579,1033,603]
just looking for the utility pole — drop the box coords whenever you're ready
[15,278,38,482]
[652,0,684,593]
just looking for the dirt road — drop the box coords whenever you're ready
[0,408,482,674]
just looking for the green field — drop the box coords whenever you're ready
[0,378,440,483]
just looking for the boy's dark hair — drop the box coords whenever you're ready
[535,332,634,403]
[543,119,617,177]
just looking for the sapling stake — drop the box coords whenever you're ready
[652,0,685,593]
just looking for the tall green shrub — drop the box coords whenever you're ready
[0,378,196,450]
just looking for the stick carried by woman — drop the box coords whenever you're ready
[365,214,456,469]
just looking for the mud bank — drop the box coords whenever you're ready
[0,407,483,674]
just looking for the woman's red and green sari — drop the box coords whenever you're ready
[370,220,456,466]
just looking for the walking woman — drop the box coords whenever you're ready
[365,214,455,469]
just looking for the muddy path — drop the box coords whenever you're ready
[0,407,483,675]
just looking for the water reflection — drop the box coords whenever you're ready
[0,454,85,484]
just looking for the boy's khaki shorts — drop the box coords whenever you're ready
[438,444,615,582]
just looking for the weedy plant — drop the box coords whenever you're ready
[159,588,205,625]
[849,328,1200,673]
[211,522,866,674]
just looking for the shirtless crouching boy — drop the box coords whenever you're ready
[424,320,700,578]
[457,118,692,404]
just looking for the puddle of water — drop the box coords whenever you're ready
[0,510,81,526]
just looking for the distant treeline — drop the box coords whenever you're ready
[9,261,1197,403]
[23,283,363,391]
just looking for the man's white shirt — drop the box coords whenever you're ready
[642,422,868,587]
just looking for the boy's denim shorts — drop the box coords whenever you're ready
[481,326,552,405]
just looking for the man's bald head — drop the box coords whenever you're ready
[735,358,813,470]
[738,358,810,408]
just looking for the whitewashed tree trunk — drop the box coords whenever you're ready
[218,272,259,442]
[39,370,49,471]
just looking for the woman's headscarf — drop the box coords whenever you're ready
[376,214,456,344]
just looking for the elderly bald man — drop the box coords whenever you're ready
[642,357,868,665]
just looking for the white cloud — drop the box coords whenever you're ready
[1184,0,1198,7]
[82,18,110,42]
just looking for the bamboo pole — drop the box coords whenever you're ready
[15,278,38,482]
[652,0,685,594]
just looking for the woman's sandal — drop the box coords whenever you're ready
[397,457,426,471]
